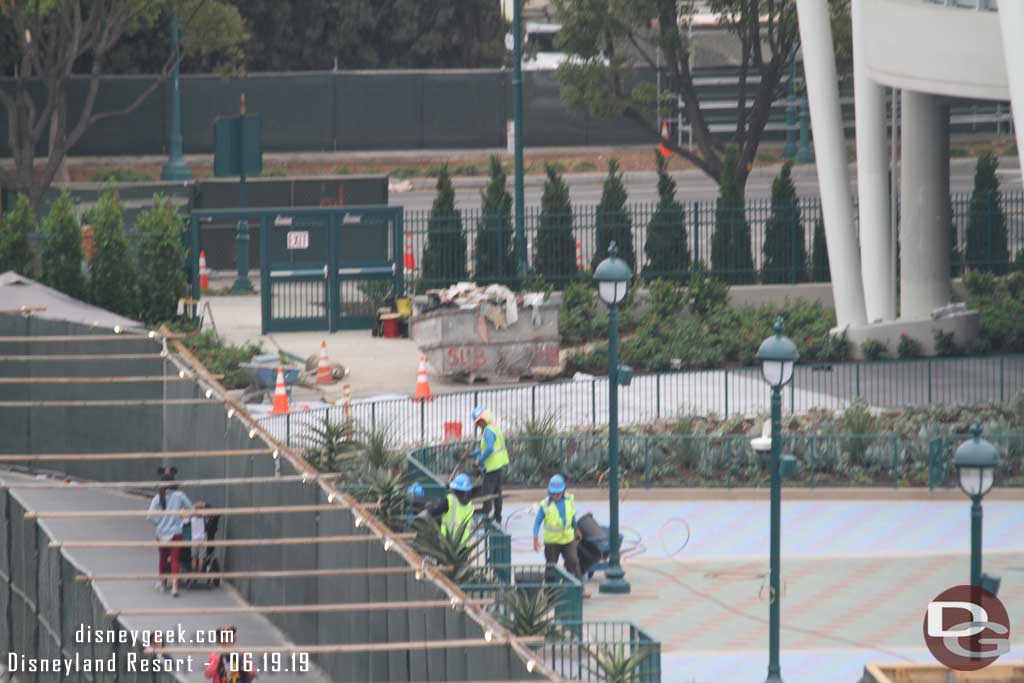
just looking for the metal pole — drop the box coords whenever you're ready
[971,495,983,587]
[783,50,797,160]
[766,385,783,683]
[890,88,900,317]
[601,300,630,594]
[232,95,253,292]
[161,15,190,181]
[512,0,527,277]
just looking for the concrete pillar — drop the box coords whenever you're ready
[852,0,895,323]
[899,91,951,320]
[998,2,1024,194]
[794,0,867,329]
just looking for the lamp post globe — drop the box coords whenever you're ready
[756,317,799,683]
[593,241,632,594]
[954,423,999,587]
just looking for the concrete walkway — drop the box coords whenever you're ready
[0,469,330,683]
[500,497,1024,683]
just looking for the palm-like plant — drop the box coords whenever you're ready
[304,416,364,472]
[357,467,408,531]
[595,645,654,683]
[411,515,488,584]
[499,588,558,637]
[360,422,403,472]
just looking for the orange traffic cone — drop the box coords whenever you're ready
[576,242,584,271]
[412,354,432,401]
[199,250,209,290]
[403,232,416,271]
[658,120,672,158]
[272,367,290,414]
[317,340,332,384]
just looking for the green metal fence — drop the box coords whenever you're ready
[534,621,661,683]
[405,191,1024,289]
[410,431,1024,490]
[459,563,584,627]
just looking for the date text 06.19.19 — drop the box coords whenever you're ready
[227,652,310,674]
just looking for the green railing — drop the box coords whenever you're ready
[406,191,1024,289]
[459,562,584,628]
[412,432,1024,490]
[535,621,661,683]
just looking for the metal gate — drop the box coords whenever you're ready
[187,206,403,334]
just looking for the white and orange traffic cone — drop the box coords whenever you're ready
[199,250,209,290]
[412,354,432,401]
[317,340,332,384]
[403,232,416,271]
[271,367,290,414]
[576,242,584,271]
[658,120,671,158]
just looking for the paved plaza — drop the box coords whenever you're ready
[501,497,1024,683]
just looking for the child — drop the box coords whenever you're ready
[190,501,209,573]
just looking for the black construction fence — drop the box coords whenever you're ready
[0,67,1011,157]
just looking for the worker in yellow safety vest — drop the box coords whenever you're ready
[423,473,478,547]
[468,406,509,524]
[532,474,586,592]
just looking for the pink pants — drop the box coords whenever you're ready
[158,534,183,577]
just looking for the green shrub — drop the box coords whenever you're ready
[475,156,514,283]
[647,279,686,319]
[534,164,577,284]
[452,164,482,176]
[572,161,597,172]
[810,218,831,282]
[964,152,1010,274]
[896,334,923,359]
[40,191,86,299]
[934,330,960,357]
[762,162,807,284]
[136,196,187,324]
[179,330,262,389]
[643,151,690,281]
[687,269,729,316]
[591,159,635,273]
[0,194,36,276]
[89,185,138,317]
[260,168,287,177]
[421,164,468,287]
[88,168,153,183]
[710,146,755,284]
[860,339,888,361]
[560,280,605,345]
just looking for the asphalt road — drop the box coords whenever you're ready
[390,157,1023,213]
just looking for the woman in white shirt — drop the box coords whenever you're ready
[146,467,193,597]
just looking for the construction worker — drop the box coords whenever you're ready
[422,474,480,546]
[533,474,587,594]
[468,406,509,524]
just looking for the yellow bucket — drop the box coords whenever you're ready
[396,297,413,317]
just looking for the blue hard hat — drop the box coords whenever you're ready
[406,483,424,498]
[450,473,473,492]
[548,474,566,494]
[471,406,486,422]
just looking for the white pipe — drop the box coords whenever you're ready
[852,0,895,323]
[794,0,868,328]
[998,1,1024,194]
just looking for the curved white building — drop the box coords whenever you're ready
[795,0,1023,348]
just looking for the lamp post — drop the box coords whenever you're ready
[160,13,191,181]
[593,241,633,595]
[755,317,799,683]
[953,424,998,587]
[511,0,527,277]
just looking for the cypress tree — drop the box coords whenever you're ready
[964,151,1009,274]
[421,164,467,287]
[40,190,86,299]
[534,163,576,285]
[643,151,690,281]
[811,217,831,282]
[89,185,138,317]
[762,162,807,283]
[591,159,634,272]
[474,155,514,283]
[710,146,755,284]
[136,196,187,324]
[0,194,37,276]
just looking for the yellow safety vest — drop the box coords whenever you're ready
[440,493,474,546]
[481,424,509,473]
[540,494,575,545]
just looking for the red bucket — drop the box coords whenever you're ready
[381,315,400,338]
[443,421,463,443]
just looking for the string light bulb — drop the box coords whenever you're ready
[526,660,536,673]
[354,515,364,528]
[205,388,214,399]
[248,428,257,438]
[113,325,122,334]
[484,629,493,643]
[383,538,393,551]
[227,408,236,419]
[148,330,157,339]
